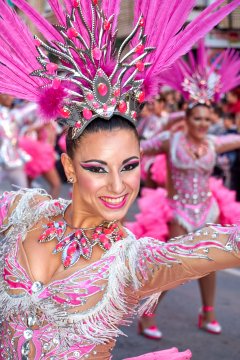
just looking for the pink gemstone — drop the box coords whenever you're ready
[114,89,120,97]
[59,107,70,118]
[97,69,103,76]
[135,44,144,55]
[103,104,108,111]
[46,62,58,74]
[103,242,111,250]
[34,39,41,47]
[83,248,90,255]
[99,234,107,243]
[132,111,137,119]
[67,27,78,39]
[93,102,100,109]
[75,121,82,128]
[111,98,116,105]
[118,101,127,113]
[138,91,145,103]
[97,83,108,96]
[83,108,93,120]
[64,257,71,267]
[52,78,61,90]
[87,93,94,101]
[81,238,87,246]
[139,17,144,27]
[104,20,111,31]
[136,61,145,72]
[93,47,102,60]
[72,0,80,7]
[92,0,98,5]
[75,230,82,237]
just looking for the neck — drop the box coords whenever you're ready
[186,132,205,145]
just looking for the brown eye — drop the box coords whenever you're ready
[122,162,139,172]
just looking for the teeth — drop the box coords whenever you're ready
[101,196,125,204]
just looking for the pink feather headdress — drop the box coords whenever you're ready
[0,0,239,138]
[159,38,240,105]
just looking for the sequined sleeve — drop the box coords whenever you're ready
[212,134,240,154]
[130,225,240,304]
[140,131,170,155]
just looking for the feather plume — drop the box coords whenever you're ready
[133,0,240,98]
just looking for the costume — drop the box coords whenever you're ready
[1,189,240,359]
[0,105,30,188]
[0,0,239,358]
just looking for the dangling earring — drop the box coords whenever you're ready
[67,177,74,183]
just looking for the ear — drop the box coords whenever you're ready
[61,153,76,182]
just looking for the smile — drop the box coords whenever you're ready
[99,195,128,209]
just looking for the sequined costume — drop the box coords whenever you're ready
[0,105,30,188]
[0,189,240,359]
[128,132,240,238]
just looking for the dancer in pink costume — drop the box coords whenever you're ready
[0,0,239,359]
[15,102,62,198]
[138,97,184,188]
[128,41,240,339]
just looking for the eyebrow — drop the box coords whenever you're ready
[81,156,140,166]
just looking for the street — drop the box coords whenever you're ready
[1,179,240,360]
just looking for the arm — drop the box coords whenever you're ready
[165,111,185,129]
[140,131,170,155]
[213,134,240,154]
[127,225,240,299]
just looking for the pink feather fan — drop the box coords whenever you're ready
[0,0,239,121]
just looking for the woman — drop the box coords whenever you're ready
[0,0,239,358]
[129,103,240,339]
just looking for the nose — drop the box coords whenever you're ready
[107,171,126,195]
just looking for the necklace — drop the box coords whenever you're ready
[185,136,208,160]
[38,213,124,268]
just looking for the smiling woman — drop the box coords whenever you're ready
[0,0,240,359]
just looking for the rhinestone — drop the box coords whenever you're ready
[27,315,36,327]
[43,343,50,351]
[31,281,43,293]
[194,208,200,214]
[23,329,33,340]
[212,233,218,238]
[73,351,80,357]
[53,338,59,345]
[203,248,209,254]
[93,351,97,355]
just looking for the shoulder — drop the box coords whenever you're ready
[0,188,66,233]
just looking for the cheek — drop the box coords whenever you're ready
[76,171,106,195]
[125,168,141,192]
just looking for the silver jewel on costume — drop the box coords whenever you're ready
[31,281,43,293]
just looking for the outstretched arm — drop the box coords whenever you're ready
[129,225,240,299]
[140,131,170,155]
[214,134,240,154]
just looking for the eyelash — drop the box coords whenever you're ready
[82,162,139,174]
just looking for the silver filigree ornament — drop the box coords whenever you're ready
[182,71,222,106]
[30,1,155,138]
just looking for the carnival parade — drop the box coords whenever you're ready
[0,0,240,359]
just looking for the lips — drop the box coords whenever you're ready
[99,195,128,209]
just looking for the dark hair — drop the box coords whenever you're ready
[66,115,139,159]
[186,103,211,118]
[223,112,235,122]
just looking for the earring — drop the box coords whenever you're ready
[67,177,74,183]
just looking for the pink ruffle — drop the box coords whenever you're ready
[124,347,192,360]
[150,154,167,186]
[209,177,240,225]
[19,137,55,179]
[126,187,172,241]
